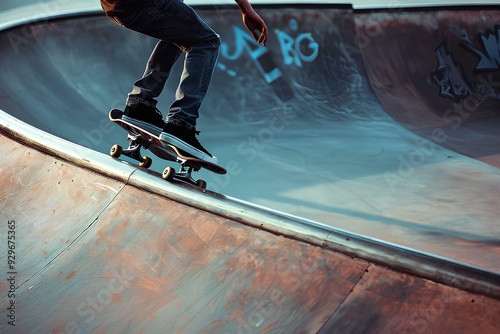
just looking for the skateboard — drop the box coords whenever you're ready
[108,108,226,189]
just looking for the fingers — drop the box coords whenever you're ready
[260,26,268,45]
[253,24,267,46]
[251,28,267,46]
[250,29,260,42]
[243,11,268,46]
[248,26,266,46]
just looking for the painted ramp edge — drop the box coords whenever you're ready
[1,113,500,333]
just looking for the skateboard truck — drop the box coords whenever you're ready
[110,133,152,168]
[110,133,207,189]
[162,163,207,189]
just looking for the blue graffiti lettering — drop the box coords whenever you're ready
[276,31,297,66]
[221,26,261,60]
[217,62,238,78]
[463,28,500,71]
[219,21,319,82]
[276,29,319,67]
[221,26,282,83]
[296,33,319,63]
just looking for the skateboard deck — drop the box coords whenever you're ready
[109,108,226,188]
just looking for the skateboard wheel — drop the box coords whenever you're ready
[196,179,207,189]
[140,156,152,168]
[162,166,175,181]
[110,144,122,158]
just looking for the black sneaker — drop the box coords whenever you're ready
[159,123,218,164]
[123,103,165,135]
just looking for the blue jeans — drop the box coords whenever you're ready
[107,0,221,129]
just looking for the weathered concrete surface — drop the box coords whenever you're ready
[319,265,500,334]
[0,115,499,333]
[0,135,123,285]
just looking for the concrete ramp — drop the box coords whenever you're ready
[1,3,500,274]
[1,2,500,333]
[1,111,500,333]
[0,126,362,333]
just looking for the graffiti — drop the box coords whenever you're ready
[220,26,282,84]
[219,19,319,81]
[276,18,319,67]
[217,62,238,79]
[216,19,319,102]
[431,44,472,102]
[432,27,500,103]
[462,27,500,71]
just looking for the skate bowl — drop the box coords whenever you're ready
[1,1,500,333]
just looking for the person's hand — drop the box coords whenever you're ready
[242,10,268,46]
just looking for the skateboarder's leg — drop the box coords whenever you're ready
[149,1,221,163]
[127,40,182,108]
[160,33,221,163]
[107,0,220,163]
[120,41,183,134]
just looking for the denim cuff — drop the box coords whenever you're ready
[126,96,157,108]
[167,118,195,130]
